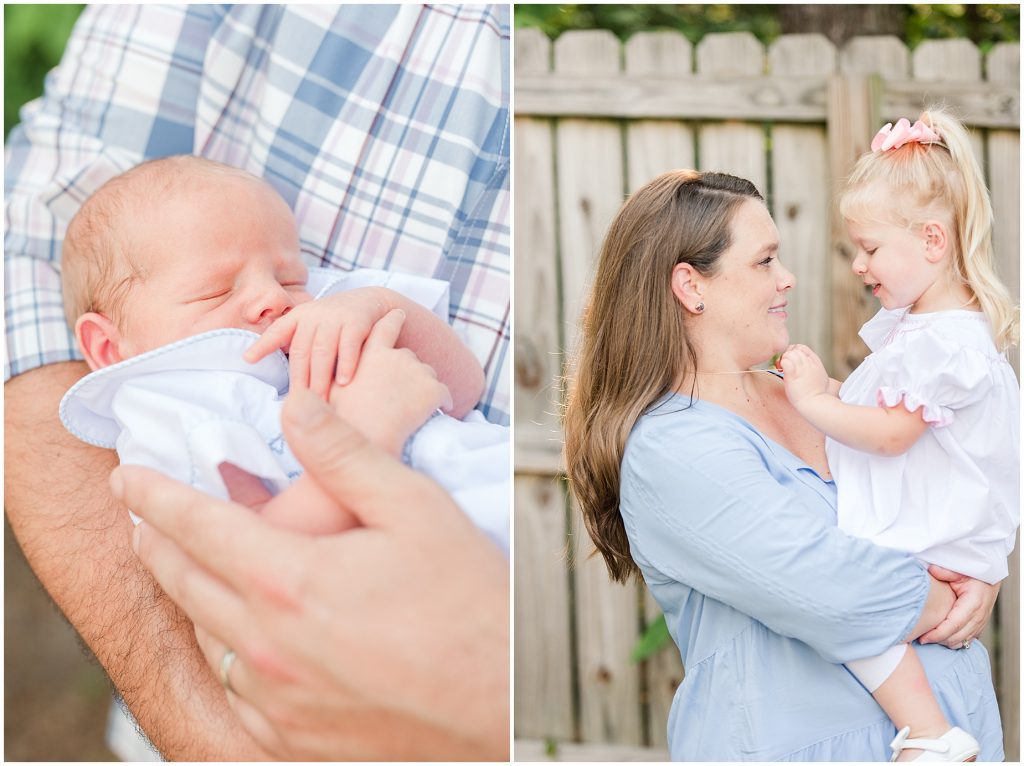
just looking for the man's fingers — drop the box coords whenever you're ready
[364,308,405,351]
[281,388,458,531]
[113,466,307,603]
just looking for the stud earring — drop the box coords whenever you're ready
[695,302,705,313]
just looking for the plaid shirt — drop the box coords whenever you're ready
[5,4,510,424]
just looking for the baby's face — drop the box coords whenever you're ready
[116,175,313,357]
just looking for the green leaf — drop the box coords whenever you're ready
[631,612,671,662]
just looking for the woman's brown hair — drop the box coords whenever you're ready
[563,169,764,582]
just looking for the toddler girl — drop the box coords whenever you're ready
[781,109,1019,761]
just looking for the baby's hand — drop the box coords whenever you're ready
[328,309,453,457]
[779,344,830,408]
[245,288,387,400]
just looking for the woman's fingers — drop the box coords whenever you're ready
[114,466,308,605]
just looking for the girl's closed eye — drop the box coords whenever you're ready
[758,255,775,266]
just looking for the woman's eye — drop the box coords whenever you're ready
[759,256,775,266]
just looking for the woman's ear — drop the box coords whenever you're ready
[75,312,125,370]
[670,262,706,315]
[921,221,950,264]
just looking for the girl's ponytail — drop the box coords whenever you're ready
[921,108,1019,350]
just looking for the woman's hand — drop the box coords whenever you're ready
[113,389,509,761]
[917,564,1000,648]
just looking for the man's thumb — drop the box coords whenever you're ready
[281,388,451,529]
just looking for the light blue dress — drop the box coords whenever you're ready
[620,392,1004,761]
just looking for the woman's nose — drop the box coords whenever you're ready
[778,263,796,292]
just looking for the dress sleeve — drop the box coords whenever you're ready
[872,330,994,427]
[620,417,930,664]
[4,5,211,381]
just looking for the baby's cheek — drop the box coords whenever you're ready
[292,290,314,306]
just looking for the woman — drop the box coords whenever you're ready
[563,170,1002,760]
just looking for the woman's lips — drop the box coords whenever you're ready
[768,304,787,318]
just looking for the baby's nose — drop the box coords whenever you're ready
[248,286,293,326]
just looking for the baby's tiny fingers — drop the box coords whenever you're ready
[309,325,339,401]
[245,316,296,362]
[335,326,369,386]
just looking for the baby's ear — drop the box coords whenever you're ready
[75,312,125,370]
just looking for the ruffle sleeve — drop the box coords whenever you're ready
[872,327,995,427]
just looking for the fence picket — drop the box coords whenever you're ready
[912,40,985,164]
[696,33,767,189]
[985,42,1021,763]
[769,34,836,356]
[554,29,645,747]
[513,28,575,742]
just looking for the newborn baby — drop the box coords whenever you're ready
[59,155,507,548]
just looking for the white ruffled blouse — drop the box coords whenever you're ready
[826,308,1019,583]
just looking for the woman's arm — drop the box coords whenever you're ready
[621,416,948,664]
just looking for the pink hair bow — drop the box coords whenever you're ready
[871,118,942,152]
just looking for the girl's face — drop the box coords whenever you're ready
[846,216,933,311]
[700,199,795,364]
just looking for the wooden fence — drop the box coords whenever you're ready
[513,30,1020,761]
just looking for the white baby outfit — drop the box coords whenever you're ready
[60,267,509,553]
[828,307,1019,690]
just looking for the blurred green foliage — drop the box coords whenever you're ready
[5,4,85,139]
[515,4,1019,51]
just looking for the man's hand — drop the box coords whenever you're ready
[122,388,509,761]
[5,362,269,760]
[245,287,388,399]
[329,309,453,457]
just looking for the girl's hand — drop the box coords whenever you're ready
[780,344,830,407]
[244,288,388,399]
[918,564,1000,648]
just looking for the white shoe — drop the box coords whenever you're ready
[889,726,980,762]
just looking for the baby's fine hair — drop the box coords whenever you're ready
[61,155,263,330]
[839,107,1018,351]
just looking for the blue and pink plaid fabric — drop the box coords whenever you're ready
[5,4,510,424]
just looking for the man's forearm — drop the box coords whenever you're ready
[4,363,267,759]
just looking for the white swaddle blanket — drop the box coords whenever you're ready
[60,267,509,552]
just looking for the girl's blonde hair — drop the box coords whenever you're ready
[563,170,764,583]
[839,107,1018,351]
